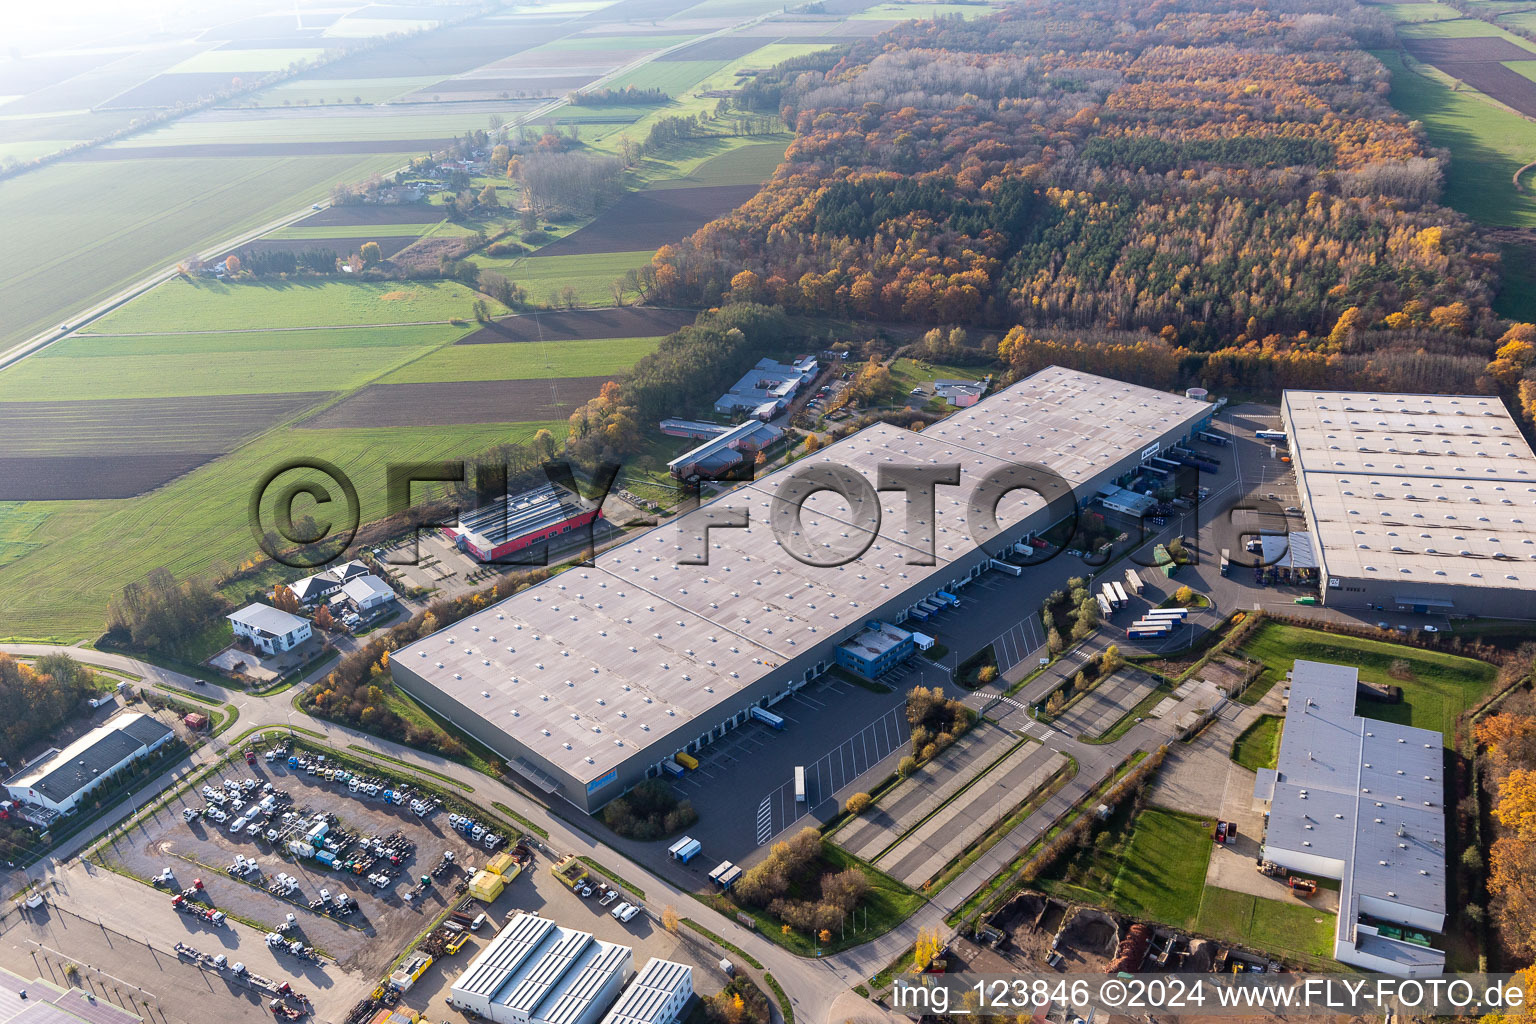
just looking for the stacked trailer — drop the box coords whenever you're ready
[1101,584,1122,611]
[1111,581,1130,607]
[1096,592,1114,618]
[1123,568,1145,595]
[1127,621,1173,639]
[1139,608,1189,624]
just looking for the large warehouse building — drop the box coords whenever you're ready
[392,366,1213,811]
[1282,390,1536,619]
[1253,661,1446,976]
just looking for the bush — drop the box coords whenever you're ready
[845,792,872,816]
[599,780,697,841]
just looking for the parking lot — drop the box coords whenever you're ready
[92,743,514,981]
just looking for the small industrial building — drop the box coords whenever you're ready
[932,378,986,407]
[339,574,397,612]
[713,356,817,418]
[4,712,174,815]
[835,621,915,679]
[666,420,783,480]
[1282,390,1536,618]
[286,559,372,604]
[1252,660,1446,976]
[453,483,603,563]
[228,603,312,655]
[450,913,632,1024]
[392,366,1212,812]
[595,958,692,1024]
[1097,484,1156,518]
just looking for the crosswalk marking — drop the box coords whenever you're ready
[755,795,774,845]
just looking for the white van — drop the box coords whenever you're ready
[230,816,248,834]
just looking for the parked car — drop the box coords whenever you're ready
[618,904,640,922]
[610,902,632,920]
[1422,624,1440,633]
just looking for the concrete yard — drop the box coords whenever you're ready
[874,745,1068,888]
[91,751,508,981]
[833,721,1020,863]
[1050,668,1161,740]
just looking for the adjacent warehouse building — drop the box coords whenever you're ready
[4,712,174,815]
[666,420,783,481]
[453,483,602,563]
[1282,390,1536,618]
[450,913,691,1024]
[1253,660,1446,976]
[392,366,1213,811]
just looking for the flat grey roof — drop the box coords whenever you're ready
[1265,661,1446,919]
[1284,390,1536,591]
[227,603,309,637]
[397,367,1210,784]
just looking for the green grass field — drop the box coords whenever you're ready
[1237,622,1496,744]
[604,60,733,96]
[1367,0,1467,21]
[1497,240,1536,320]
[1375,50,1536,226]
[474,251,655,306]
[377,335,661,384]
[1398,16,1536,39]
[0,325,462,401]
[851,1,1003,18]
[0,504,52,571]
[0,419,569,641]
[168,48,326,74]
[87,279,499,333]
[112,108,526,147]
[244,76,446,107]
[1043,809,1215,928]
[264,223,443,239]
[647,138,790,188]
[1231,713,1283,772]
[0,151,405,353]
[1508,60,1536,82]
[1194,888,1335,962]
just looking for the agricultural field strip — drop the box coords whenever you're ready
[0,0,799,366]
[0,393,330,454]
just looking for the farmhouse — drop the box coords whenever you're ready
[228,603,313,655]
[392,366,1212,812]
[1282,390,1536,618]
[452,483,602,563]
[713,356,817,419]
[1252,660,1446,976]
[4,712,173,815]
